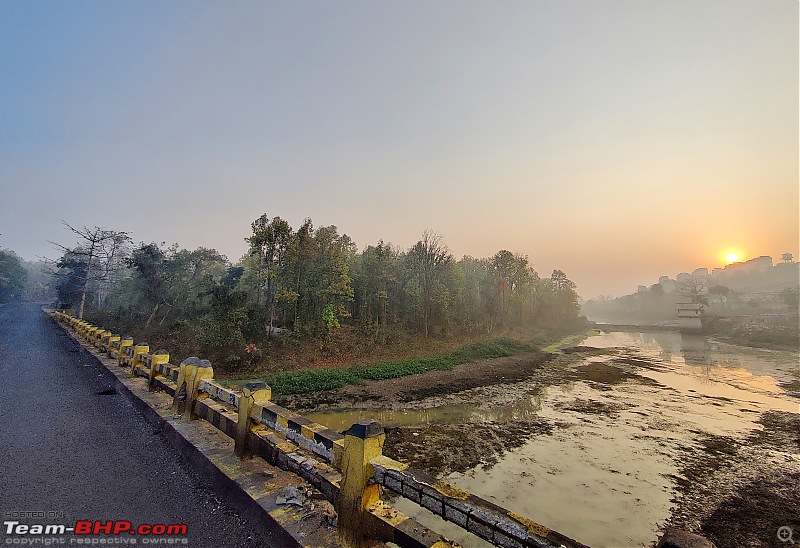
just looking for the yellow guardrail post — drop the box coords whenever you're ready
[95,329,111,348]
[127,343,149,377]
[235,381,272,458]
[116,337,134,365]
[103,334,120,355]
[146,350,170,390]
[172,357,214,419]
[338,420,386,547]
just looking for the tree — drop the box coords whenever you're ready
[23,259,55,301]
[708,285,731,298]
[452,256,488,332]
[247,215,292,336]
[54,251,88,309]
[124,243,228,327]
[780,287,799,310]
[50,222,131,318]
[353,240,400,331]
[0,250,27,303]
[678,276,708,310]
[200,282,248,360]
[283,218,314,326]
[490,250,535,327]
[407,230,454,338]
[305,225,355,335]
[550,269,580,325]
[126,243,171,326]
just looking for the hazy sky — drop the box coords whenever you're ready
[1,1,797,298]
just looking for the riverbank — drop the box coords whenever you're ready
[298,331,799,547]
[219,328,586,395]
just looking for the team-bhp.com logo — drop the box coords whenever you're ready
[4,520,188,545]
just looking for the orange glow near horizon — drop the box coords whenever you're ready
[723,251,741,264]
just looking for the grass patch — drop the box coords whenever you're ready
[247,337,541,395]
[740,330,800,351]
[542,330,595,353]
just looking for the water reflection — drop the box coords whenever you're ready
[680,333,711,365]
[647,332,681,360]
[582,331,798,409]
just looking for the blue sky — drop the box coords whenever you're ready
[1,1,797,297]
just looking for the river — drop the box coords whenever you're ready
[307,332,800,547]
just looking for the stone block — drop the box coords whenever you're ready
[420,493,444,516]
[444,504,468,529]
[402,483,421,504]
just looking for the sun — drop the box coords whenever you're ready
[725,253,739,263]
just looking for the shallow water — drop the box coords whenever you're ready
[309,332,799,547]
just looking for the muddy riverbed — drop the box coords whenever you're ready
[277,332,800,547]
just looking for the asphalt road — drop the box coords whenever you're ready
[0,302,279,547]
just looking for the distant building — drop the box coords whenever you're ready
[710,255,775,278]
[659,277,677,293]
[749,256,773,272]
[676,303,703,332]
[728,256,772,273]
[629,253,795,303]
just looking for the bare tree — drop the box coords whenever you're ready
[678,276,708,311]
[50,221,131,318]
[408,229,453,338]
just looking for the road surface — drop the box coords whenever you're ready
[0,302,279,546]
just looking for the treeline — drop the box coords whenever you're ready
[0,249,54,303]
[53,216,582,369]
[0,249,26,303]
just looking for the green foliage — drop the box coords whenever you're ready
[266,337,540,394]
[64,213,584,370]
[22,260,55,301]
[200,284,247,349]
[322,304,340,330]
[54,252,87,308]
[0,250,27,303]
[118,243,227,327]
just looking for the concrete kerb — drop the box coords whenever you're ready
[49,312,464,548]
[47,311,341,547]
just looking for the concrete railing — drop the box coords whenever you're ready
[53,311,586,548]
